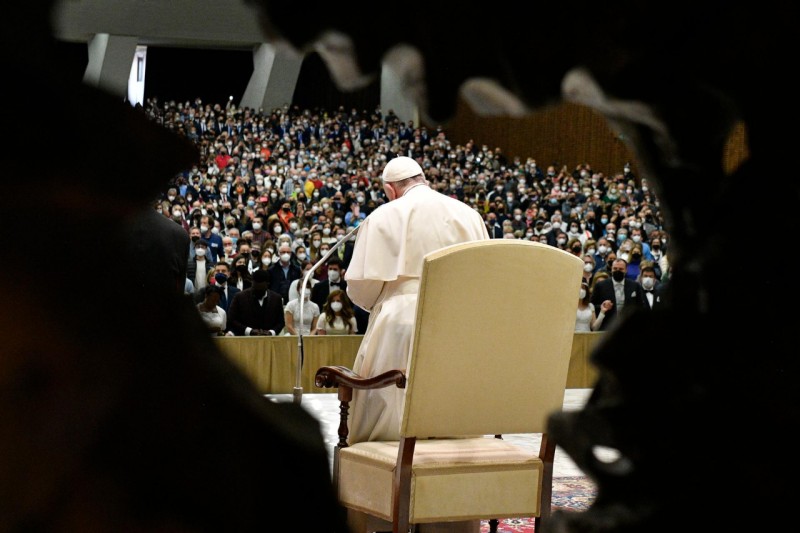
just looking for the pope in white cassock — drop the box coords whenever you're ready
[345,156,490,444]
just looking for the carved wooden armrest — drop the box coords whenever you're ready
[315,366,407,390]
[315,366,407,448]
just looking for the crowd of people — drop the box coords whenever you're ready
[142,97,671,336]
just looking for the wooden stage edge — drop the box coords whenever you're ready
[216,332,603,394]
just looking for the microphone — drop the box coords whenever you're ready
[293,223,361,405]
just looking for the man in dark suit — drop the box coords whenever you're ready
[267,242,303,304]
[212,262,240,312]
[590,258,644,331]
[310,256,347,309]
[227,268,285,336]
[638,263,666,311]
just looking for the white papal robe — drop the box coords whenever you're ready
[345,184,489,444]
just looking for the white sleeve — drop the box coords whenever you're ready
[346,279,385,311]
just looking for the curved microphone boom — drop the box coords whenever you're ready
[294,223,360,405]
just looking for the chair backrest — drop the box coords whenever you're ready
[401,239,583,438]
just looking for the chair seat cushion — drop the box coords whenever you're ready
[337,437,544,523]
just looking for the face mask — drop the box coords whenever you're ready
[336,233,344,240]
[586,248,596,256]
[328,270,340,283]
[631,235,641,243]
[557,238,566,245]
[526,232,534,238]
[172,211,182,218]
[601,217,608,224]
[200,225,209,233]
[619,253,630,262]
[579,289,587,299]
[642,277,655,290]
[331,301,343,312]
[570,227,579,233]
[211,227,219,234]
[214,273,228,285]
[598,245,607,255]
[334,217,342,225]
[270,193,278,199]
[195,248,207,257]
[583,263,593,273]
[297,252,307,261]
[191,235,200,243]
[514,215,522,221]
[612,271,625,282]
[261,256,271,265]
[552,222,561,230]
[322,228,331,236]
[274,225,283,233]
[290,222,299,231]
[280,253,291,263]
[236,264,248,274]
[572,246,583,254]
[219,188,227,195]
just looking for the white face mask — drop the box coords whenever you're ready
[200,225,209,233]
[280,253,291,263]
[312,240,321,248]
[290,222,299,230]
[252,222,262,231]
[328,270,340,283]
[273,225,282,233]
[195,248,206,257]
[331,301,343,312]
[642,277,655,290]
[583,263,593,273]
[322,228,331,235]
[579,289,587,299]
[297,252,307,261]
[632,235,641,243]
[598,245,608,255]
[262,256,271,265]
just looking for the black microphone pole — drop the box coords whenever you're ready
[294,223,360,405]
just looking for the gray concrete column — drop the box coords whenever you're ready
[84,33,139,99]
[240,42,304,113]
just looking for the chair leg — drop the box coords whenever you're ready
[488,519,499,532]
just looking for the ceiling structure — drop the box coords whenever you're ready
[52,0,269,50]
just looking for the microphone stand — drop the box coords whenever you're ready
[295,223,360,405]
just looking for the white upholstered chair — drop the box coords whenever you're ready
[315,239,583,533]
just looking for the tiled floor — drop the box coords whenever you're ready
[267,388,594,478]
